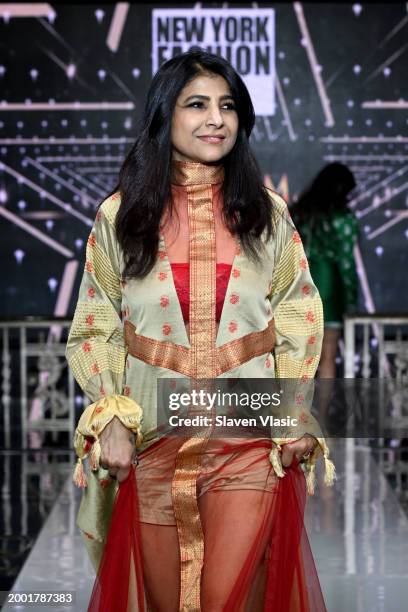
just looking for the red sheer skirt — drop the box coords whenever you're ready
[87,435,327,612]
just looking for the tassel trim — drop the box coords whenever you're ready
[72,398,144,487]
[304,442,337,495]
[323,454,336,486]
[270,436,337,495]
[269,444,285,478]
[88,437,101,471]
[304,453,317,495]
[73,457,87,488]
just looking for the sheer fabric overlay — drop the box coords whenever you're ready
[88,435,326,612]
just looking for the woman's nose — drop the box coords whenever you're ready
[205,105,223,127]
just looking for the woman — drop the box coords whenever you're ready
[291,163,359,379]
[67,50,335,611]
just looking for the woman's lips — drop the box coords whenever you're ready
[198,136,225,144]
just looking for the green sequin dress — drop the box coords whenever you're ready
[293,210,358,327]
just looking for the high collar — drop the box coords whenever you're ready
[170,159,225,186]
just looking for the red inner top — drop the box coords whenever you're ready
[170,263,232,323]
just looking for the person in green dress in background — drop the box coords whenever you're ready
[291,162,359,378]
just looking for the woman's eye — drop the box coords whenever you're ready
[187,102,236,110]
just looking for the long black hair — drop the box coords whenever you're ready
[291,162,357,226]
[112,49,274,279]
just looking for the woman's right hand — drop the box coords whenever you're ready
[99,416,137,482]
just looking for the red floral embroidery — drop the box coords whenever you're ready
[265,357,272,368]
[94,405,103,414]
[86,314,94,327]
[162,323,172,336]
[91,363,100,374]
[301,374,309,383]
[100,479,111,488]
[85,261,94,273]
[158,271,167,281]
[158,250,166,260]
[99,385,106,396]
[96,211,102,222]
[296,394,304,405]
[87,287,95,298]
[305,357,314,366]
[307,335,316,345]
[111,192,120,201]
[301,284,311,296]
[232,268,240,278]
[228,320,238,333]
[82,341,91,353]
[123,386,131,396]
[87,234,96,247]
[300,258,307,270]
[230,293,240,305]
[299,411,309,424]
[306,311,315,323]
[292,231,302,244]
[160,295,169,308]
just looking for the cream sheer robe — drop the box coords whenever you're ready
[124,182,278,612]
[123,181,275,612]
[84,166,329,612]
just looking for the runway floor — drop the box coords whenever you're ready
[2,438,408,612]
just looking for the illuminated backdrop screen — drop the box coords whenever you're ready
[0,3,407,317]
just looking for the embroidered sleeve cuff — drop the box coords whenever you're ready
[269,435,336,495]
[72,395,143,488]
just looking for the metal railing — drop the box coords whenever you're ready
[342,313,408,572]
[344,313,408,379]
[0,318,77,448]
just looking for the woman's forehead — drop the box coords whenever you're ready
[180,73,232,97]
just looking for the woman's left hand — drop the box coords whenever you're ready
[281,434,318,467]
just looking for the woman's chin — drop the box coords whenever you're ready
[192,149,227,164]
[172,147,227,164]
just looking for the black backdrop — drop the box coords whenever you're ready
[0,3,407,317]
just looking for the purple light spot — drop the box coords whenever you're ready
[48,278,58,292]
[14,249,25,263]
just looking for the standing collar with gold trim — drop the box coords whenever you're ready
[170,159,225,186]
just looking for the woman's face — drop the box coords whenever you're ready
[171,72,239,164]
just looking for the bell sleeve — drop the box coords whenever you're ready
[65,195,143,487]
[267,191,336,495]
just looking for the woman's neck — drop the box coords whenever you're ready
[170,158,225,186]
